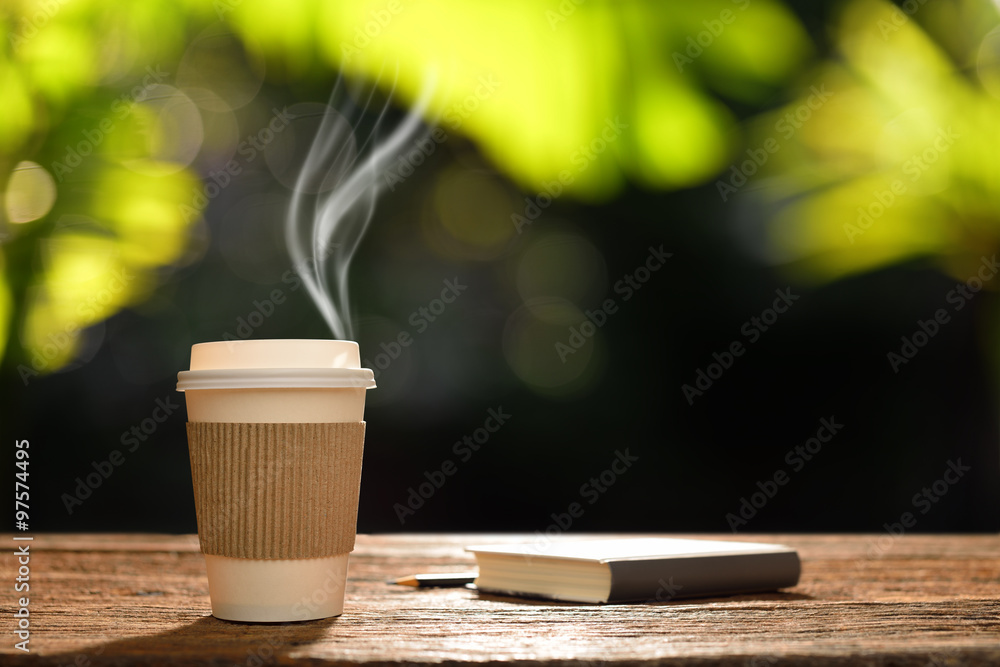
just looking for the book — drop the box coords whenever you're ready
[466,537,801,603]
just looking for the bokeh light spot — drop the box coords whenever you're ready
[124,85,204,174]
[177,24,265,112]
[502,298,602,396]
[5,161,57,224]
[515,229,607,305]
[427,167,516,260]
[264,103,353,193]
[183,87,241,172]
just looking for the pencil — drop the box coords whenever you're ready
[391,572,478,587]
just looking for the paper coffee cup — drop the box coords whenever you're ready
[176,339,376,622]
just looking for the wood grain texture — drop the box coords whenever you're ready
[1,533,998,666]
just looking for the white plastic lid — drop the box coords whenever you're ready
[176,339,376,391]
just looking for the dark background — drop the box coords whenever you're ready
[5,181,998,535]
[3,0,999,536]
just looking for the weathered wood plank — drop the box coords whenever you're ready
[2,534,998,666]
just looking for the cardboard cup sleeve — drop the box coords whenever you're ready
[186,422,365,560]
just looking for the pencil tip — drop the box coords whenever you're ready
[392,576,419,587]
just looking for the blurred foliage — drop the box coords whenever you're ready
[307,0,811,198]
[1,0,212,378]
[753,0,1000,284]
[0,0,813,375]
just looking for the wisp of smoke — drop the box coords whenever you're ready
[285,67,436,340]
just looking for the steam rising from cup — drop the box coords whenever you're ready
[285,68,436,339]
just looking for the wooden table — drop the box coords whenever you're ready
[3,534,998,666]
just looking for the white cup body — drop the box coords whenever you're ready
[185,387,366,424]
[178,340,374,622]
